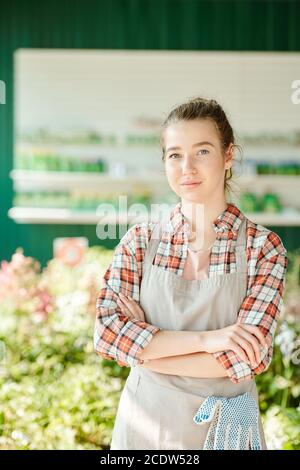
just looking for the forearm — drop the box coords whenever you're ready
[136,330,205,361]
[137,351,228,378]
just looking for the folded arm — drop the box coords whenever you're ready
[94,223,203,367]
[213,231,288,383]
[95,226,287,384]
[138,232,288,383]
[137,351,228,378]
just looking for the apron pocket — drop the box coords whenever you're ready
[133,375,211,450]
[129,375,267,450]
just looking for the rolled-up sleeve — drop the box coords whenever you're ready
[94,224,161,367]
[213,230,288,384]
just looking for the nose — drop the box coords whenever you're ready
[182,155,197,173]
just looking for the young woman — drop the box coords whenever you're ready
[94,97,288,450]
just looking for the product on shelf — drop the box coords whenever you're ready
[239,190,283,213]
[239,192,260,213]
[13,188,155,212]
[260,192,282,213]
[129,191,151,207]
[15,151,107,173]
[256,159,300,175]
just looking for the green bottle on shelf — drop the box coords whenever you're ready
[239,192,259,213]
[97,159,105,172]
[260,192,282,213]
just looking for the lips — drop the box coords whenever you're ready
[181,181,202,186]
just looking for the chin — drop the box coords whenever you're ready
[180,189,203,200]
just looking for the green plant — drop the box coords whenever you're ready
[256,248,300,449]
[0,247,130,449]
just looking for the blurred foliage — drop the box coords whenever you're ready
[256,248,300,450]
[0,247,130,450]
[0,246,299,449]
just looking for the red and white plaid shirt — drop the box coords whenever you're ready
[94,202,288,383]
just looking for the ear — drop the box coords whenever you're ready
[224,144,234,170]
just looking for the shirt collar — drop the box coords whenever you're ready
[168,201,245,236]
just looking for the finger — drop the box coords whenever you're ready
[119,294,145,321]
[232,333,256,365]
[235,424,243,450]
[229,341,251,365]
[232,333,258,366]
[239,329,262,365]
[203,403,220,450]
[116,294,127,309]
[240,428,250,450]
[203,424,216,450]
[120,292,137,304]
[193,396,218,424]
[239,324,268,348]
[236,329,262,365]
[119,294,136,315]
[127,298,146,321]
[120,292,133,303]
[227,422,240,450]
[250,427,262,450]
[117,297,133,317]
[214,413,226,450]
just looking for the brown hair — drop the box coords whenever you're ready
[160,97,243,197]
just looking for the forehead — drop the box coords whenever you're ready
[164,119,220,148]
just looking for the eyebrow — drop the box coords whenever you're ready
[166,141,215,153]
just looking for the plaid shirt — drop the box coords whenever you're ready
[94,202,288,384]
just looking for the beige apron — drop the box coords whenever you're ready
[110,212,267,450]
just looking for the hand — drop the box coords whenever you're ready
[201,324,269,367]
[117,293,152,365]
[193,392,262,450]
[117,292,146,322]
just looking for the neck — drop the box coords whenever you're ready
[180,198,228,236]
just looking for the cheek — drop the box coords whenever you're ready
[165,169,182,194]
[205,158,224,176]
[165,164,180,180]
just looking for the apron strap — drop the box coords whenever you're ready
[143,210,170,266]
[236,215,247,247]
[235,216,248,273]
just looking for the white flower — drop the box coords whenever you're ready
[275,322,297,359]
[11,430,30,446]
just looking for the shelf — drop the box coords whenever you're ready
[244,211,300,226]
[11,169,300,190]
[235,174,300,186]
[9,171,300,225]
[8,207,300,226]
[10,169,166,190]
[8,207,167,225]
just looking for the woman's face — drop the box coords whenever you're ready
[163,119,233,204]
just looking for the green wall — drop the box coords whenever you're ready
[1,0,300,266]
